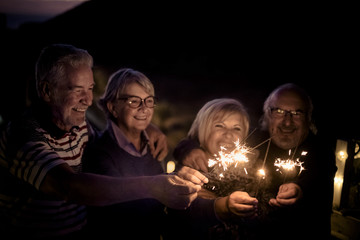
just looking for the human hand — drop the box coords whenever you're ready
[227,191,258,218]
[269,182,302,207]
[146,123,168,161]
[177,166,209,186]
[149,174,201,209]
[215,191,258,221]
[182,148,208,172]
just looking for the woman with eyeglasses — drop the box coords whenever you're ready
[82,68,169,239]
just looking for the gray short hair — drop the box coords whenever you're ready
[35,43,93,97]
[98,68,155,118]
[259,83,317,134]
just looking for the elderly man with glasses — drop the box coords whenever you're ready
[249,83,337,239]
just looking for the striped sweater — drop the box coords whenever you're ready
[0,107,91,238]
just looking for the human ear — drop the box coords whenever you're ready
[107,102,118,118]
[40,81,51,102]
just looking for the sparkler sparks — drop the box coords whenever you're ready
[274,158,305,174]
[208,139,253,179]
[257,168,266,179]
[203,139,258,196]
[274,150,306,181]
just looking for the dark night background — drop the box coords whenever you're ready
[0,1,358,151]
[0,2,359,238]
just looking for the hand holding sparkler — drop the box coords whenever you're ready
[269,182,302,207]
[177,166,209,186]
[269,150,306,207]
[274,150,306,183]
[215,191,258,221]
[148,174,202,210]
[228,191,258,218]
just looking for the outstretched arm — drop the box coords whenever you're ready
[40,163,203,209]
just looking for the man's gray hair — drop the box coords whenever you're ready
[35,43,93,97]
[259,83,317,134]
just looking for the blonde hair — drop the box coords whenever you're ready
[188,98,250,149]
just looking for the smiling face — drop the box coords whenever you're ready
[205,112,247,155]
[268,90,309,150]
[48,64,94,132]
[109,82,154,136]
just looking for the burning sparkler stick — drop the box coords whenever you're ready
[254,137,271,198]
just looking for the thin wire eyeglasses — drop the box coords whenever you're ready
[118,95,157,108]
[270,107,304,119]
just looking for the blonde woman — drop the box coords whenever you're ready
[170,98,259,240]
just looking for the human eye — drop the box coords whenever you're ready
[128,97,139,104]
[292,110,304,117]
[233,126,242,131]
[72,87,83,94]
[214,123,224,128]
[145,97,154,105]
[275,108,285,114]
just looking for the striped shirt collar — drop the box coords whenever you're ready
[32,103,87,139]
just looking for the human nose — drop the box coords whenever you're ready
[137,101,149,112]
[223,129,235,139]
[282,112,294,125]
[138,100,145,108]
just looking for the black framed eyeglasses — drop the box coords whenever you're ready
[118,95,157,108]
[270,107,304,119]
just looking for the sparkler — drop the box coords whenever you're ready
[204,139,256,196]
[254,137,271,198]
[203,133,275,196]
[274,150,306,183]
[208,139,252,179]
